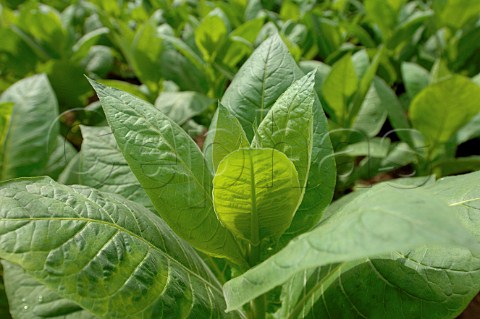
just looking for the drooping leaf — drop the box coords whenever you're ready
[210,103,249,172]
[279,172,480,318]
[0,74,59,180]
[213,148,301,245]
[89,80,246,266]
[223,184,479,311]
[219,34,304,141]
[2,261,95,318]
[79,125,154,211]
[252,71,315,188]
[0,177,236,318]
[154,91,213,125]
[410,75,480,145]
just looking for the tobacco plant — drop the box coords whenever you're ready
[0,35,478,319]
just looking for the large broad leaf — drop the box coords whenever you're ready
[252,71,314,189]
[219,34,304,140]
[410,75,480,146]
[278,172,480,318]
[0,177,237,318]
[79,125,154,211]
[223,183,479,311]
[89,80,246,266]
[0,74,59,180]
[213,148,301,245]
[2,261,95,318]
[210,103,249,172]
[321,53,358,124]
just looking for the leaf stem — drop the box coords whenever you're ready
[250,293,266,319]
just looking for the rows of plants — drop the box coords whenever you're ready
[0,0,479,318]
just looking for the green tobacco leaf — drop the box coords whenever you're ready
[45,136,77,180]
[79,126,154,211]
[281,172,480,318]
[0,177,235,318]
[219,34,304,140]
[2,261,95,318]
[223,184,479,311]
[322,53,358,124]
[213,148,301,245]
[0,102,13,174]
[410,75,480,146]
[221,17,264,67]
[89,80,246,266]
[436,156,480,176]
[433,0,480,29]
[401,62,430,100]
[0,74,59,180]
[154,91,213,125]
[364,0,401,37]
[252,71,315,188]
[282,91,336,240]
[210,103,249,172]
[352,78,389,137]
[455,112,480,145]
[113,19,163,93]
[378,78,415,147]
[195,9,228,62]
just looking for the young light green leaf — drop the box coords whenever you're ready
[0,102,13,175]
[281,92,336,241]
[223,184,479,311]
[195,9,228,62]
[210,103,249,172]
[213,148,301,245]
[0,177,235,318]
[410,75,480,145]
[322,53,358,124]
[364,0,402,37]
[252,71,315,188]
[79,125,154,211]
[2,261,95,318]
[89,80,246,266]
[219,34,304,140]
[401,62,430,99]
[433,0,480,29]
[0,74,59,180]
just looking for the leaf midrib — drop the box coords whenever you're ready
[248,150,260,245]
